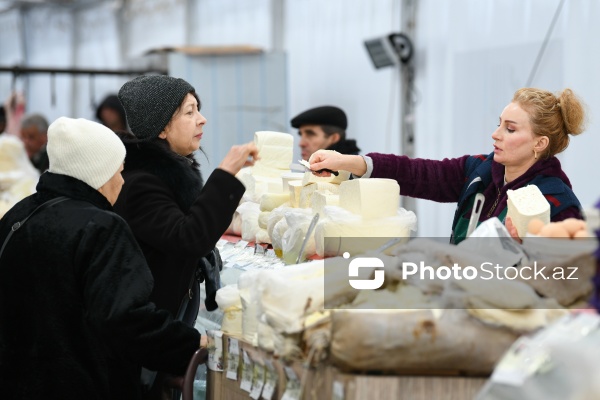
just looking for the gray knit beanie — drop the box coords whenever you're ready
[118,75,195,140]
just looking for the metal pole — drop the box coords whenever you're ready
[271,0,284,52]
[400,0,417,214]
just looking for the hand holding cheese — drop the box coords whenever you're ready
[219,142,260,175]
[309,149,367,177]
[506,185,550,238]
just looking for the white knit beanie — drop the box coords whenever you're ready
[47,117,126,189]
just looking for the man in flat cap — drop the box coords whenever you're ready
[291,105,360,161]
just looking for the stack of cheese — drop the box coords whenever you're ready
[234,131,295,242]
[263,170,349,260]
[315,178,416,257]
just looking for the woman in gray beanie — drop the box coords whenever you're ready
[115,75,258,396]
[0,117,205,400]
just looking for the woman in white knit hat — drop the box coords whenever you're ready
[0,117,205,400]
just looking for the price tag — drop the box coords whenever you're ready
[226,338,240,380]
[206,330,224,372]
[261,360,278,400]
[249,363,266,399]
[235,240,250,249]
[240,350,254,392]
[281,366,301,400]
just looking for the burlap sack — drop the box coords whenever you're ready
[516,253,596,307]
[330,309,518,375]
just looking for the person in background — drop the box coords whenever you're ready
[20,113,49,173]
[308,87,586,244]
[291,105,360,161]
[96,94,128,132]
[0,106,6,134]
[0,117,205,400]
[115,75,258,398]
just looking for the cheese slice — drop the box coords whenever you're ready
[298,182,340,208]
[288,181,303,208]
[311,192,340,214]
[281,172,304,192]
[339,178,400,219]
[507,185,550,237]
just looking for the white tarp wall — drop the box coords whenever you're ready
[0,0,598,236]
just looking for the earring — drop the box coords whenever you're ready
[534,150,538,159]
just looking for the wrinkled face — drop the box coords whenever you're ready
[98,163,125,206]
[100,108,126,132]
[159,93,206,156]
[298,124,339,161]
[491,102,537,168]
[21,125,47,158]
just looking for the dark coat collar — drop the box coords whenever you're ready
[121,138,204,211]
[36,172,113,210]
[327,139,361,155]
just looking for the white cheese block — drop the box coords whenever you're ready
[298,182,340,208]
[288,181,304,208]
[311,192,340,214]
[258,211,270,229]
[301,170,351,186]
[314,212,412,257]
[281,172,304,192]
[339,178,400,219]
[507,184,550,237]
[259,193,290,212]
[257,144,293,170]
[255,176,283,194]
[252,163,290,178]
[254,131,294,149]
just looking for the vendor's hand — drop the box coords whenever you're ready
[200,334,208,348]
[219,142,260,175]
[309,150,367,177]
[505,216,522,244]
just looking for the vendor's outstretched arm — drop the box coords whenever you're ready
[309,150,367,176]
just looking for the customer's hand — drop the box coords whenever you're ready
[218,143,260,175]
[309,150,367,177]
[505,216,523,244]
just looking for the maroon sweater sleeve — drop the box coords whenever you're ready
[552,206,584,221]
[367,153,471,203]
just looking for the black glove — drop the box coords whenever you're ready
[198,247,223,311]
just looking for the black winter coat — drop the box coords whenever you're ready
[0,173,200,400]
[113,139,245,317]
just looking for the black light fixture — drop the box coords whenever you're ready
[364,33,413,69]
